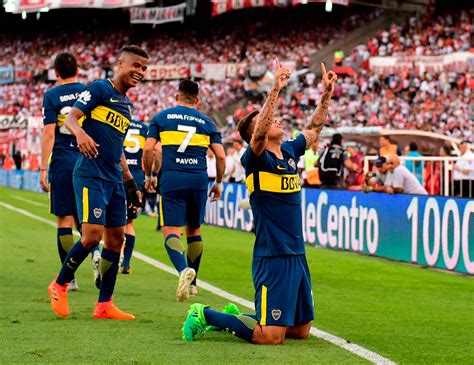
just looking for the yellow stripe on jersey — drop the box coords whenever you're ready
[245,174,254,195]
[159,195,164,227]
[124,134,146,149]
[91,105,130,134]
[260,285,268,325]
[82,187,89,223]
[57,114,85,127]
[159,131,210,148]
[245,172,301,195]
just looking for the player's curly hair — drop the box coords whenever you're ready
[237,110,259,144]
[121,45,149,59]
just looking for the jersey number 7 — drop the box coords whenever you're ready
[177,124,196,153]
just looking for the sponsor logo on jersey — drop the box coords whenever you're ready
[77,90,91,105]
[91,106,131,134]
[110,98,120,102]
[166,113,205,124]
[126,159,138,166]
[176,157,198,165]
[59,93,80,102]
[276,165,286,171]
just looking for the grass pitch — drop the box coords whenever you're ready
[0,187,473,364]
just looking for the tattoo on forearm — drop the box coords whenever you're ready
[309,88,332,132]
[253,88,279,141]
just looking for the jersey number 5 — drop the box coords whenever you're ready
[177,125,196,153]
[125,129,141,153]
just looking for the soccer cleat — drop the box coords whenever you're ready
[182,303,208,342]
[67,278,79,291]
[176,268,196,302]
[206,303,241,332]
[120,266,132,275]
[92,251,101,289]
[93,300,135,320]
[48,279,69,317]
[189,284,198,296]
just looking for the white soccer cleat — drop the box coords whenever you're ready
[67,278,79,291]
[92,250,101,289]
[189,284,198,296]
[176,268,196,302]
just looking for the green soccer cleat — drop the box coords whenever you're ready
[182,303,208,342]
[206,303,241,332]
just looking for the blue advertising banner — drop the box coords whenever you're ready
[0,66,15,84]
[0,170,43,193]
[205,183,474,275]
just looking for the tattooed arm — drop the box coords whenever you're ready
[250,58,291,156]
[301,63,337,149]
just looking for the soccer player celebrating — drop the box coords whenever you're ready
[143,80,226,302]
[47,45,149,320]
[40,53,100,291]
[182,60,337,344]
[120,119,149,274]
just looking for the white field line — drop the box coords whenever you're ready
[12,195,48,207]
[0,201,396,365]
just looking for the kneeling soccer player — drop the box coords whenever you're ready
[182,59,336,344]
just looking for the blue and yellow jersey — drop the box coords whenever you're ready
[148,105,222,194]
[72,79,133,183]
[124,120,148,185]
[42,82,84,172]
[241,134,307,258]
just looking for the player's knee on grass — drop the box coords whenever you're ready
[252,325,286,345]
[286,321,312,339]
[57,215,75,228]
[81,225,103,249]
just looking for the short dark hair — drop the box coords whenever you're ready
[121,45,149,59]
[380,135,391,142]
[440,145,451,155]
[331,133,343,145]
[409,142,418,151]
[54,53,78,79]
[178,79,199,103]
[237,110,259,144]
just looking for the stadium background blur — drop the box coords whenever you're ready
[0,0,472,199]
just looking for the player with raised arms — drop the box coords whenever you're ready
[182,60,337,344]
[40,53,101,291]
[47,45,149,320]
[143,79,226,302]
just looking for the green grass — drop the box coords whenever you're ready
[0,187,473,364]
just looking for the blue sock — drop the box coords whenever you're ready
[56,240,91,285]
[98,248,120,302]
[186,235,203,285]
[57,228,74,264]
[122,234,135,268]
[204,308,257,343]
[164,234,187,273]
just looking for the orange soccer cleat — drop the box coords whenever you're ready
[93,300,135,320]
[48,279,69,317]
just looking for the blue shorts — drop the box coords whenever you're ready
[126,183,144,221]
[49,170,77,217]
[253,254,314,327]
[159,189,207,228]
[73,176,126,227]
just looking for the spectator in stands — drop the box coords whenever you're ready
[364,156,388,193]
[206,149,216,182]
[303,141,319,187]
[2,153,15,170]
[318,134,357,189]
[404,142,423,184]
[229,139,246,183]
[345,145,364,188]
[379,136,402,157]
[453,140,474,198]
[384,154,428,195]
[424,145,451,196]
[224,146,235,182]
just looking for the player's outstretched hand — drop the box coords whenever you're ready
[273,58,291,91]
[126,179,142,212]
[321,63,337,94]
[145,178,156,193]
[76,129,99,158]
[208,183,222,202]
[40,169,49,192]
